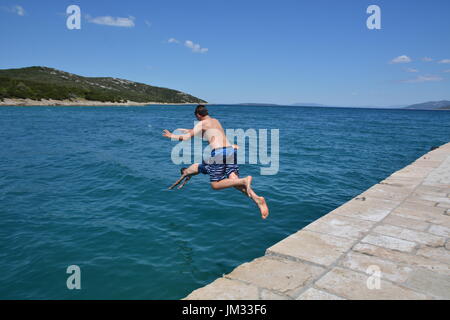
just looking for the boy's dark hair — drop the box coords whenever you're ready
[194,105,209,117]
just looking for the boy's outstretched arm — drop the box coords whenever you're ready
[162,122,202,141]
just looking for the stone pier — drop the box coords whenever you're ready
[185,143,450,300]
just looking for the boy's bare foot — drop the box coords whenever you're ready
[254,196,269,219]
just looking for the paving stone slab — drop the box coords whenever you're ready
[398,201,447,215]
[352,243,450,276]
[185,278,259,300]
[416,246,450,265]
[315,267,430,300]
[304,214,375,240]
[382,215,429,231]
[225,256,325,298]
[406,269,450,299]
[266,230,355,267]
[339,251,414,283]
[372,224,446,247]
[428,224,450,237]
[330,197,399,222]
[361,233,417,253]
[410,160,443,168]
[411,193,450,205]
[414,185,450,196]
[403,198,439,207]
[421,181,450,188]
[437,202,450,209]
[421,152,450,162]
[360,184,413,202]
[390,202,450,227]
[380,176,423,189]
[390,165,435,179]
[423,157,450,185]
[296,288,345,300]
[260,289,291,300]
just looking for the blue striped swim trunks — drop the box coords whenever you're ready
[198,146,240,182]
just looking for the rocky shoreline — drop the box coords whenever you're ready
[0,98,203,106]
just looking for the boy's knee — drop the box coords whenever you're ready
[228,172,238,180]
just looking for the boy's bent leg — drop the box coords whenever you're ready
[183,163,199,175]
[210,176,251,191]
[169,163,200,190]
[229,172,249,197]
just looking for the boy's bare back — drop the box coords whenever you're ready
[199,117,232,150]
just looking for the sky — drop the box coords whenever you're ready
[0,0,449,106]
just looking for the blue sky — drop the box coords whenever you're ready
[1,0,449,106]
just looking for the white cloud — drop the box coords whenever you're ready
[167,38,208,54]
[86,15,135,27]
[443,70,450,73]
[1,5,25,16]
[422,57,433,62]
[14,5,25,16]
[401,75,443,83]
[390,55,412,64]
[405,68,419,73]
[438,59,450,64]
[144,20,151,28]
[185,40,208,53]
[167,38,180,44]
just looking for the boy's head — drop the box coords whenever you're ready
[194,105,208,120]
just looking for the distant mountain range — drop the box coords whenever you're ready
[404,100,450,110]
[291,102,330,107]
[0,66,206,104]
[235,103,281,106]
[238,101,450,110]
[293,101,450,110]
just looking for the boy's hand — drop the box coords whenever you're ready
[162,129,172,138]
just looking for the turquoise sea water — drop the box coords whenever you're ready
[1,105,449,299]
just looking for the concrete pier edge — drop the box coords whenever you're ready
[185,142,450,300]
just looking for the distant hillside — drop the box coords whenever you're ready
[291,103,407,109]
[404,100,450,110]
[0,66,206,104]
[237,103,281,106]
[292,102,329,107]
